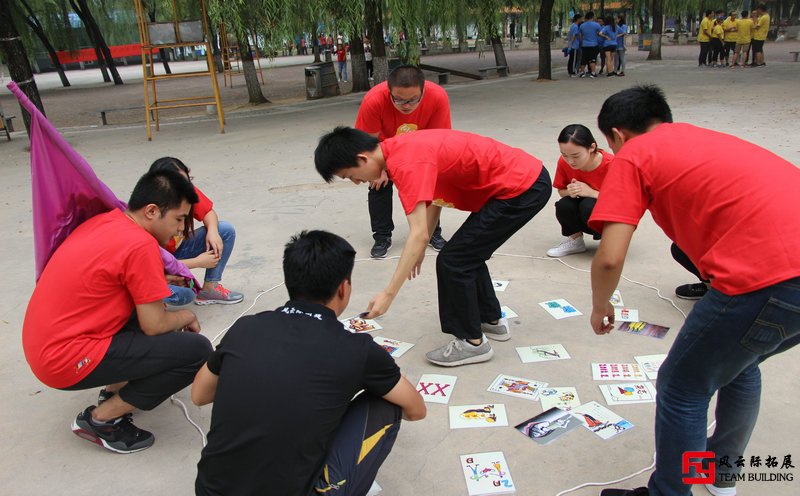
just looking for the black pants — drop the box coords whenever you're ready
[63,316,213,410]
[567,49,577,75]
[366,60,374,78]
[554,196,601,239]
[670,243,708,283]
[368,180,442,241]
[313,394,401,496]
[723,41,736,62]
[699,41,711,65]
[437,168,551,340]
[711,39,724,63]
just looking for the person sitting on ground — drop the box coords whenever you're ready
[355,65,451,258]
[193,230,425,495]
[22,169,213,453]
[546,124,613,258]
[149,157,243,306]
[315,127,551,367]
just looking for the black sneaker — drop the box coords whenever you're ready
[71,406,154,453]
[97,389,115,405]
[370,238,392,258]
[600,488,649,496]
[429,232,447,251]
[675,282,709,300]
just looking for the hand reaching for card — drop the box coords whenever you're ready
[366,290,395,318]
[590,302,615,335]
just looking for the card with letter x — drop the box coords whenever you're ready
[416,374,458,404]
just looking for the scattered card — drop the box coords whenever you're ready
[416,374,457,404]
[538,299,582,319]
[340,316,382,333]
[372,336,414,358]
[599,382,657,405]
[515,407,581,445]
[617,321,670,339]
[449,404,509,429]
[515,344,571,363]
[609,289,624,307]
[571,401,634,440]
[460,451,515,495]
[487,373,547,401]
[492,280,510,292]
[634,354,668,380]
[591,363,646,381]
[614,308,639,322]
[539,387,581,411]
[500,305,518,319]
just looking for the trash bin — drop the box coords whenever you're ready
[318,62,340,97]
[305,65,323,100]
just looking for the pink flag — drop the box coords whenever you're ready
[6,82,199,291]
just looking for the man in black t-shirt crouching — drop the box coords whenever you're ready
[192,230,426,496]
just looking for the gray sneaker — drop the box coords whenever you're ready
[195,283,244,305]
[426,338,494,367]
[481,318,510,341]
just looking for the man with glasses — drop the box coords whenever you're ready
[355,65,451,258]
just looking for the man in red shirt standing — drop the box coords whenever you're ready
[355,65,451,258]
[22,169,213,453]
[588,85,800,496]
[315,127,551,366]
[336,41,348,82]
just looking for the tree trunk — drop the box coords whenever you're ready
[490,35,508,70]
[366,0,388,83]
[537,0,555,80]
[791,0,799,23]
[70,0,123,84]
[18,0,70,87]
[0,0,45,135]
[237,34,268,104]
[350,32,369,93]
[648,0,664,60]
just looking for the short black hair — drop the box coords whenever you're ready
[388,65,425,92]
[283,230,356,303]
[128,169,198,215]
[757,4,766,11]
[705,9,713,16]
[741,10,749,17]
[585,11,595,20]
[573,14,583,22]
[597,85,673,138]
[149,156,190,176]
[314,126,380,183]
[558,124,597,149]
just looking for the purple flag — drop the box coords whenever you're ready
[7,82,199,291]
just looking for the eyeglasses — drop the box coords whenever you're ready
[391,92,423,106]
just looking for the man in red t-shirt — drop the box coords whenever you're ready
[588,85,800,496]
[336,42,348,82]
[315,127,551,366]
[355,65,451,258]
[22,169,213,454]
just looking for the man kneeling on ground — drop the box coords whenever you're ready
[193,230,426,496]
[22,169,213,453]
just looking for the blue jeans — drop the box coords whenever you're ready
[649,277,800,495]
[337,61,347,81]
[164,221,236,306]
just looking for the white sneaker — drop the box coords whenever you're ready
[705,483,736,495]
[481,318,510,341]
[546,236,586,257]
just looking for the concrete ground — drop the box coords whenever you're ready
[1,44,799,496]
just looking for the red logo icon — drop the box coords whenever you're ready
[682,451,715,484]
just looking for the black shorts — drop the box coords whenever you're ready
[751,39,764,53]
[581,46,600,65]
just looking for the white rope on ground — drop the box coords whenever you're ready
[176,250,694,471]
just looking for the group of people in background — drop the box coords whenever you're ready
[568,11,628,79]
[698,5,770,68]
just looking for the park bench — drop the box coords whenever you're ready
[97,106,154,126]
[790,51,799,62]
[478,65,509,78]
[436,72,450,85]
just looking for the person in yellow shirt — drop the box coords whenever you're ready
[752,4,770,66]
[722,11,739,66]
[711,17,725,67]
[697,10,714,66]
[731,10,754,67]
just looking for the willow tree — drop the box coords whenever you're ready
[13,0,71,86]
[69,0,123,84]
[648,0,664,60]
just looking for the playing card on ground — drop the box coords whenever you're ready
[571,401,634,440]
[539,387,581,411]
[416,374,457,404]
[614,308,639,322]
[515,407,581,445]
[487,373,548,401]
[449,403,509,429]
[340,316,382,333]
[634,354,668,380]
[538,299,582,319]
[591,363,646,381]
[372,336,414,358]
[460,451,515,495]
[515,343,570,363]
[599,382,657,405]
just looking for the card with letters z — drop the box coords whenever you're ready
[460,451,516,495]
[416,374,457,404]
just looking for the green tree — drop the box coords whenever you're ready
[15,0,71,87]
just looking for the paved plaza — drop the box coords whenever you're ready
[1,44,799,495]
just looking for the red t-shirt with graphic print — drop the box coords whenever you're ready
[381,129,543,214]
[355,80,451,141]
